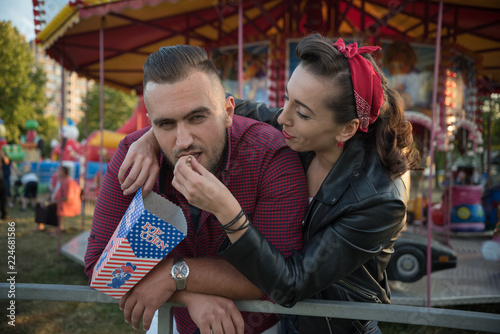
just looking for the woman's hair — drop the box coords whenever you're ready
[60,165,70,176]
[295,34,420,178]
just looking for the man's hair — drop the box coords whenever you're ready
[143,45,222,91]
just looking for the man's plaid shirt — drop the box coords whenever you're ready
[84,115,308,333]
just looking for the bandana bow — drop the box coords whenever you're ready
[333,38,384,132]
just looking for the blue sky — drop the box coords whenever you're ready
[0,0,36,41]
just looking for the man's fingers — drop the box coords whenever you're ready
[231,309,245,334]
[118,291,130,311]
[189,155,207,176]
[122,295,136,324]
[130,303,146,330]
[221,316,237,334]
[118,155,134,184]
[172,158,192,193]
[141,307,156,331]
[142,167,158,197]
[210,322,224,334]
[120,165,138,190]
[198,323,212,334]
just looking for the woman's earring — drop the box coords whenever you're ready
[337,141,343,148]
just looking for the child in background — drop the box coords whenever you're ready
[21,165,39,211]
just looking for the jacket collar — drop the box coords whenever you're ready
[313,139,367,205]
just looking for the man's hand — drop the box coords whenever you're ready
[118,258,175,331]
[172,156,241,220]
[176,291,244,334]
[118,127,160,197]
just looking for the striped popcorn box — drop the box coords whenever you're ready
[91,188,187,299]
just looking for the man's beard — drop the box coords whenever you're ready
[162,138,228,175]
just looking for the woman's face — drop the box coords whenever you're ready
[278,65,343,154]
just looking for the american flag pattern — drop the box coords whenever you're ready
[91,190,186,299]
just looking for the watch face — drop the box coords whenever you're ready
[172,263,189,279]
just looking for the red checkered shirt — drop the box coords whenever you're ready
[84,115,308,334]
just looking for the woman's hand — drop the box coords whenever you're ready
[118,128,160,197]
[172,156,241,222]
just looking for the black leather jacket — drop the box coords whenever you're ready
[219,98,408,333]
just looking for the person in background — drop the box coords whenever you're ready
[10,161,22,206]
[0,150,9,219]
[35,165,81,231]
[21,165,38,212]
[1,150,13,209]
[121,34,420,333]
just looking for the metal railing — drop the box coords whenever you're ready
[1,283,499,333]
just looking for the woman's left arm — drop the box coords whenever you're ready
[219,197,406,307]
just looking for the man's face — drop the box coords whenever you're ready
[144,71,234,174]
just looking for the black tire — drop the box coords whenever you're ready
[387,246,426,282]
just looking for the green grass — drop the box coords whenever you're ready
[0,201,137,334]
[0,201,498,333]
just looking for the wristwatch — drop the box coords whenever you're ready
[170,258,189,290]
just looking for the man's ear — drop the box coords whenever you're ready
[337,118,359,143]
[146,113,153,126]
[224,96,235,128]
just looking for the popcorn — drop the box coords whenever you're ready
[91,189,187,299]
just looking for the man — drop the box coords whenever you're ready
[84,45,308,333]
[0,150,8,220]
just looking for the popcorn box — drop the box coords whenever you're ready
[91,188,187,299]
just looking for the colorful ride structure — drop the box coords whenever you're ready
[1,119,41,163]
[50,119,83,162]
[438,185,486,232]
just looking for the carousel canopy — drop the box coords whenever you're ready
[34,0,500,93]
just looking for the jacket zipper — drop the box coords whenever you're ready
[338,279,383,304]
[326,316,333,334]
[305,198,322,240]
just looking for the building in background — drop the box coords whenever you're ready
[30,40,92,123]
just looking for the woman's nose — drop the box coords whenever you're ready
[278,103,292,126]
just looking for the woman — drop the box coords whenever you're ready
[35,165,81,231]
[120,34,419,333]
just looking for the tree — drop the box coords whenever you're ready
[78,84,137,140]
[0,21,50,143]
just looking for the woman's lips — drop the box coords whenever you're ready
[282,129,295,140]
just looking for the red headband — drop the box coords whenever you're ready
[333,38,384,132]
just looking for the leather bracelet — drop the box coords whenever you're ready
[221,209,249,233]
[223,215,251,234]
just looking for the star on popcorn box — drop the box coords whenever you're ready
[91,188,187,299]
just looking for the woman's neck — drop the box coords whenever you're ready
[314,148,342,172]
[307,148,343,197]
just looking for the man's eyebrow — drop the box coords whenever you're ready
[152,106,211,126]
[285,86,316,116]
[183,106,211,119]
